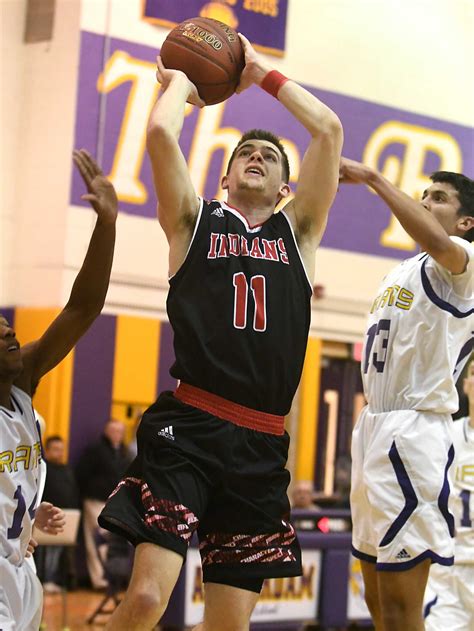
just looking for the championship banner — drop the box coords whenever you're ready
[142,0,289,56]
[71,31,474,261]
[183,548,321,626]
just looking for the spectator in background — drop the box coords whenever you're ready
[291,481,320,511]
[332,454,352,509]
[76,419,132,589]
[127,409,144,460]
[36,436,80,592]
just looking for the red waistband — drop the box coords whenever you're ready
[174,383,285,435]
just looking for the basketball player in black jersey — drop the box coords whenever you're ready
[99,34,343,631]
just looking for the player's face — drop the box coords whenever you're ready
[463,361,474,398]
[0,315,23,379]
[421,182,462,235]
[224,140,288,200]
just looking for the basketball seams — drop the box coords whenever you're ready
[162,39,234,84]
[163,37,238,78]
[178,17,241,66]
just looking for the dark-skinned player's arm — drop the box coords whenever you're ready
[146,58,205,276]
[16,150,118,396]
[236,35,343,250]
[339,157,471,274]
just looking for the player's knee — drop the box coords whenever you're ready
[126,586,168,622]
[382,597,420,628]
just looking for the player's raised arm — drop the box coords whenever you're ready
[236,35,343,247]
[146,57,204,247]
[17,150,117,395]
[339,157,474,274]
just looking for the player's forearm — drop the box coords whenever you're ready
[65,219,116,317]
[367,170,452,252]
[147,74,191,143]
[276,80,342,138]
[246,50,341,138]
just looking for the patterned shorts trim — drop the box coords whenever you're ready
[199,522,297,566]
[109,477,199,543]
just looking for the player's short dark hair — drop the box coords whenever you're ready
[430,171,474,242]
[45,435,64,447]
[226,129,290,183]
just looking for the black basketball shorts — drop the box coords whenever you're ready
[98,391,302,584]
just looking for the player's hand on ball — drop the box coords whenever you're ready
[34,502,66,535]
[236,33,272,94]
[73,149,118,224]
[156,56,205,108]
[26,537,38,557]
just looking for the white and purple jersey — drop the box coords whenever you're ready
[451,416,474,564]
[362,236,473,414]
[0,386,44,566]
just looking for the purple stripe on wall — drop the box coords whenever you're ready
[68,314,116,465]
[71,30,109,170]
[71,31,474,262]
[157,320,177,394]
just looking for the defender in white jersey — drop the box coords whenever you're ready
[340,158,474,631]
[0,150,117,630]
[425,360,474,631]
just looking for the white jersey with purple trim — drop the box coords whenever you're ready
[362,236,473,414]
[0,386,44,566]
[451,416,474,564]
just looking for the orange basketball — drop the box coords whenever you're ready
[160,17,245,105]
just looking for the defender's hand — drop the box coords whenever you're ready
[73,149,118,224]
[34,502,66,535]
[339,157,374,185]
[26,537,38,557]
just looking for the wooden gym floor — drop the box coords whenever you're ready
[40,589,371,630]
[41,589,123,631]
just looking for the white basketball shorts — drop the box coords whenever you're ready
[0,558,43,630]
[350,407,455,570]
[424,562,474,630]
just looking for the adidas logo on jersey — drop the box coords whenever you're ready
[395,548,411,560]
[157,425,175,441]
[211,208,225,218]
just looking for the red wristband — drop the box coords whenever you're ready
[261,70,289,98]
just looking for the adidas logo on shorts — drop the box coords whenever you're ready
[395,548,411,560]
[157,425,175,441]
[211,208,224,218]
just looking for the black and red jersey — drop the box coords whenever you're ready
[167,198,313,416]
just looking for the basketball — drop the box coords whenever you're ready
[160,17,245,106]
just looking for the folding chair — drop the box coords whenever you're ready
[86,530,133,624]
[36,508,81,631]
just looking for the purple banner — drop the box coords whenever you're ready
[71,31,473,261]
[143,0,288,56]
